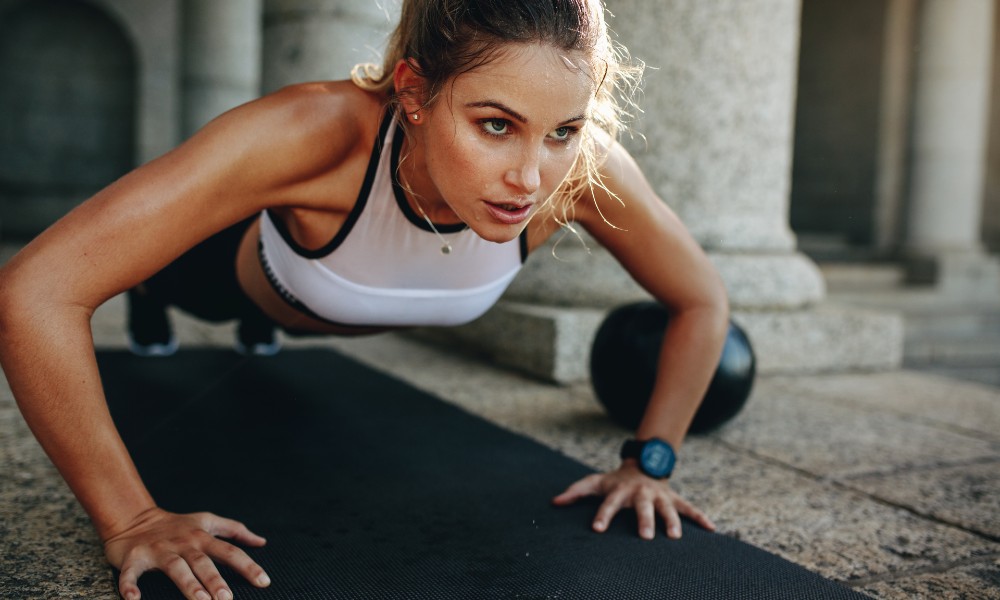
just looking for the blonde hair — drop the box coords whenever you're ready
[351,0,643,227]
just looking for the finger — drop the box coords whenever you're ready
[655,497,683,539]
[161,554,213,600]
[206,538,272,589]
[203,514,267,547]
[551,474,602,506]
[593,490,628,533]
[635,495,657,540]
[182,550,232,600]
[119,563,146,600]
[674,496,717,532]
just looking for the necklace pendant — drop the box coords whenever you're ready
[441,244,452,255]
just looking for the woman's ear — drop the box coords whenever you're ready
[393,59,427,122]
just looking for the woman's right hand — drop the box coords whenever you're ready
[103,507,270,600]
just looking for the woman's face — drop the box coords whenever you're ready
[407,43,596,243]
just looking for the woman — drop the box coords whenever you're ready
[0,1,729,599]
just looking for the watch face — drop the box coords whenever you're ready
[640,439,676,478]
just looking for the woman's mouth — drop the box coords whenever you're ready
[484,201,533,225]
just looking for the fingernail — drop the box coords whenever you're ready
[219,590,233,600]
[593,521,605,532]
[642,527,654,539]
[670,526,682,538]
[196,592,211,600]
[257,574,271,587]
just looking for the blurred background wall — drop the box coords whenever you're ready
[0,0,996,378]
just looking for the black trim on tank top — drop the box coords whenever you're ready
[390,123,468,234]
[264,109,396,259]
[518,230,528,263]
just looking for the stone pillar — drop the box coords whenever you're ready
[599,0,820,310]
[261,0,396,93]
[902,0,1000,296]
[875,0,918,255]
[181,0,262,138]
[427,0,902,381]
[101,0,182,163]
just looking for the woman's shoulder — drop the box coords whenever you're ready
[166,79,390,204]
[262,80,385,124]
[168,79,390,210]
[242,80,388,165]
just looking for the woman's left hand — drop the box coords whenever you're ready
[552,461,716,540]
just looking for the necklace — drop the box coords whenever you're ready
[412,200,453,255]
[398,158,453,255]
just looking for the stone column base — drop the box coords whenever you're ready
[905,250,1000,300]
[411,301,903,384]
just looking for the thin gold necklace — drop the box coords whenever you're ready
[412,198,453,255]
[399,161,453,255]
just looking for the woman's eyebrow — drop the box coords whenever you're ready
[465,100,587,127]
[466,100,528,123]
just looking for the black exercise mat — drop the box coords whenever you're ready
[100,349,869,599]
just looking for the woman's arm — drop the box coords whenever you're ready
[0,82,375,600]
[552,140,729,540]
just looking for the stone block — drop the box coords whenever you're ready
[412,301,606,383]
[415,300,902,384]
[733,306,904,373]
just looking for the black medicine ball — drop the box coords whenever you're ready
[589,301,756,434]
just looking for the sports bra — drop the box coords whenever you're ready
[257,111,528,328]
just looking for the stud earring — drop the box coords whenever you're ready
[412,113,420,121]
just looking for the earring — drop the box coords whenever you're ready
[411,112,420,121]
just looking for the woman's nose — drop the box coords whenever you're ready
[505,148,541,194]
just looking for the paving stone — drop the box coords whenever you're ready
[859,558,1000,600]
[766,371,1000,442]
[715,378,1000,478]
[0,407,117,599]
[676,443,999,583]
[911,364,1000,389]
[846,461,1000,539]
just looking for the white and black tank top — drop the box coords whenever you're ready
[257,111,528,328]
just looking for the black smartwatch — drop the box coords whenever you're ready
[620,438,677,479]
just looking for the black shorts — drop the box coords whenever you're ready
[142,215,272,325]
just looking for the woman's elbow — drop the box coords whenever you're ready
[694,274,731,343]
[0,263,65,342]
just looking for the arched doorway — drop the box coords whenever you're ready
[0,0,137,240]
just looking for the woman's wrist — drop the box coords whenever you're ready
[97,504,162,542]
[620,437,677,479]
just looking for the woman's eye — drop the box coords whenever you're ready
[482,119,509,136]
[549,126,574,141]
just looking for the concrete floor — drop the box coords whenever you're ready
[1,288,999,598]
